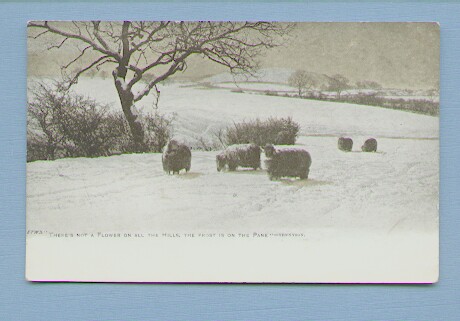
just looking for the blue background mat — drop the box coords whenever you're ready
[1,2,459,320]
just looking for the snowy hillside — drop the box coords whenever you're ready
[26,77,439,282]
[27,78,438,234]
[57,77,439,149]
[27,135,438,235]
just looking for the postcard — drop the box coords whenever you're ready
[26,22,439,283]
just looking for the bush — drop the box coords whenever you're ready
[264,90,279,96]
[339,93,439,116]
[297,90,439,116]
[27,81,127,160]
[27,81,72,160]
[144,111,175,152]
[59,96,125,157]
[225,117,300,146]
[27,81,174,161]
[27,131,51,162]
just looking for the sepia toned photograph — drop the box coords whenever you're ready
[26,21,439,283]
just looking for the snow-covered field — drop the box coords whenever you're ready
[27,135,438,236]
[56,78,438,146]
[26,77,439,282]
[27,78,439,236]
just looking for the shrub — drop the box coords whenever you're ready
[27,81,72,160]
[27,80,174,161]
[57,96,124,157]
[264,90,279,96]
[28,81,127,160]
[300,91,439,116]
[144,111,175,152]
[225,117,300,146]
[339,93,439,116]
[27,130,51,162]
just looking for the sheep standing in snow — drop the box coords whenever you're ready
[216,144,261,172]
[162,140,192,174]
[338,137,353,152]
[361,138,378,152]
[264,144,312,180]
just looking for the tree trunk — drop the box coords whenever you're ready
[115,85,146,152]
[111,21,147,153]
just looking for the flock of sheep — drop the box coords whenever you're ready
[162,137,378,180]
[338,137,378,153]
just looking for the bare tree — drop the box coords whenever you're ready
[28,21,292,151]
[326,74,350,99]
[288,70,317,97]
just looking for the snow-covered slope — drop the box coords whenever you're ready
[27,78,438,236]
[60,78,439,148]
[27,135,438,235]
[26,78,439,282]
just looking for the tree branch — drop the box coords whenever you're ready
[66,55,111,86]
[28,21,121,60]
[47,37,68,50]
[62,45,92,69]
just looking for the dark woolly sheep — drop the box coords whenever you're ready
[361,138,378,152]
[216,144,261,172]
[264,144,312,180]
[162,140,192,174]
[338,137,353,152]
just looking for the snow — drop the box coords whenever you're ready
[26,77,439,282]
[27,135,438,236]
[114,76,128,91]
[27,78,438,236]
[53,78,438,149]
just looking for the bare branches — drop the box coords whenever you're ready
[28,20,292,150]
[92,21,111,51]
[29,20,292,100]
[133,52,193,102]
[288,70,317,97]
[28,21,120,60]
[62,45,92,69]
[29,28,49,39]
[47,37,68,50]
[129,21,170,54]
[64,55,113,86]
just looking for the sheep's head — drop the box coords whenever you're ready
[264,144,276,158]
[166,139,180,152]
[216,154,226,172]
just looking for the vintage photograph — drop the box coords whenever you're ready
[26,22,439,283]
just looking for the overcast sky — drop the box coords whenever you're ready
[28,22,439,89]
